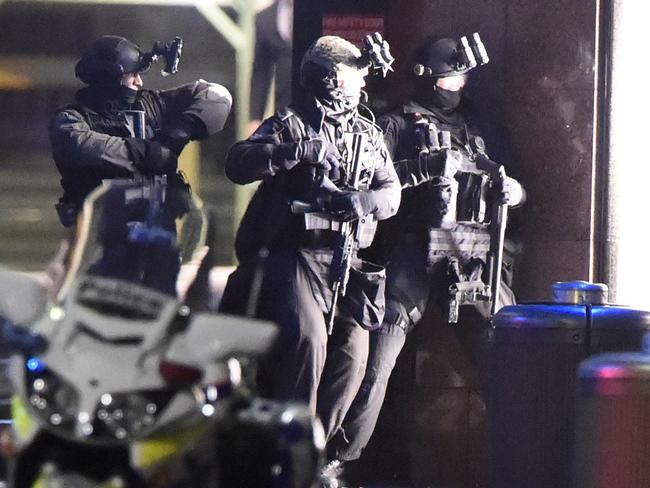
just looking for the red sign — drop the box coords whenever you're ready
[322,14,385,47]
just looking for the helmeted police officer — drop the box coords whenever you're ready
[329,34,525,478]
[50,35,232,226]
[219,35,400,487]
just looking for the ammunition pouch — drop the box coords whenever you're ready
[454,171,491,224]
[414,120,451,153]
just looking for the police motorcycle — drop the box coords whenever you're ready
[0,178,324,488]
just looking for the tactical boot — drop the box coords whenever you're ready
[319,459,346,488]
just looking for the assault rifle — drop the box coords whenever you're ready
[289,133,373,334]
[326,132,366,334]
[446,152,509,322]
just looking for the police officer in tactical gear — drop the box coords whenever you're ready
[219,35,400,488]
[50,35,232,226]
[329,35,525,476]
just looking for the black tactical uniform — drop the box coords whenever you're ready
[50,36,232,226]
[332,36,524,466]
[219,36,400,444]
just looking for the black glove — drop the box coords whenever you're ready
[322,190,376,222]
[157,114,205,156]
[126,139,178,176]
[272,139,341,173]
[165,172,192,219]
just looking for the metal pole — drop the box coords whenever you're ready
[196,0,256,246]
[232,0,256,239]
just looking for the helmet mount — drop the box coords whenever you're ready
[412,33,489,79]
[75,36,183,85]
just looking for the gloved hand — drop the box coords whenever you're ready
[157,114,205,156]
[127,139,178,176]
[272,138,341,173]
[321,190,376,222]
[496,176,525,206]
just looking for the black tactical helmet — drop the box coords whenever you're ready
[75,36,148,85]
[412,34,489,78]
[413,37,467,78]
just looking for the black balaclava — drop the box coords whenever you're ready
[417,83,463,113]
[77,81,138,113]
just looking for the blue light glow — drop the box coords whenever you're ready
[27,357,45,373]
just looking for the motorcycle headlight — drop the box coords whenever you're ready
[24,357,175,443]
[92,389,175,441]
[25,357,79,433]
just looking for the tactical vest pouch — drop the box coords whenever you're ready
[455,172,490,224]
[414,120,451,153]
[355,215,378,249]
[338,259,386,331]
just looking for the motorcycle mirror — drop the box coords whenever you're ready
[0,266,48,325]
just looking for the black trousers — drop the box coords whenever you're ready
[330,324,408,461]
[220,247,369,439]
[330,229,516,461]
[330,235,432,460]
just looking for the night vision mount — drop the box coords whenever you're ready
[414,32,489,77]
[141,37,183,77]
[362,32,395,78]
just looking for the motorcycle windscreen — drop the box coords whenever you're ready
[57,179,208,301]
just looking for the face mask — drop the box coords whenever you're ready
[431,86,463,111]
[415,79,464,113]
[119,86,138,107]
